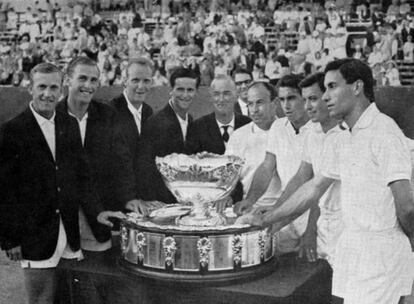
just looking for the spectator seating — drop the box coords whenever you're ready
[0,30,18,42]
[265,26,299,50]
[397,60,414,86]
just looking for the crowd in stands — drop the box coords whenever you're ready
[0,0,413,87]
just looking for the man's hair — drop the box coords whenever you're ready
[169,67,200,88]
[248,81,277,101]
[232,67,253,79]
[66,56,99,77]
[30,62,63,85]
[325,58,375,102]
[126,57,154,78]
[299,72,325,92]
[276,74,304,93]
[210,74,236,91]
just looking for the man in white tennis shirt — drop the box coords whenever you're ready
[254,72,344,265]
[240,58,414,304]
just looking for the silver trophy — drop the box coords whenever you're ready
[156,152,244,226]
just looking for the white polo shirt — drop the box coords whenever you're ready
[302,124,344,262]
[226,121,281,206]
[321,103,414,303]
[266,117,315,252]
[266,117,315,190]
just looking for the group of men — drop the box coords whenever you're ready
[0,55,413,304]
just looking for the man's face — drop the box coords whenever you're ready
[322,70,356,120]
[234,73,252,102]
[66,64,99,105]
[210,79,237,116]
[302,83,330,123]
[125,63,152,105]
[278,86,307,125]
[247,86,275,129]
[30,72,62,119]
[170,77,197,114]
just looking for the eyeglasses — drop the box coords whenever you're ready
[211,91,233,99]
[235,79,252,86]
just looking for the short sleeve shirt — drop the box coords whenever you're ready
[321,103,412,231]
[266,117,315,190]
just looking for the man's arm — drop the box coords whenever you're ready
[298,204,320,262]
[0,125,24,252]
[111,123,138,207]
[261,175,334,230]
[390,179,414,237]
[233,152,276,215]
[274,161,314,209]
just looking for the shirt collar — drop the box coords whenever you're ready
[216,115,235,129]
[314,123,344,135]
[238,97,248,109]
[169,99,188,123]
[347,103,380,132]
[29,101,55,126]
[251,121,267,134]
[284,117,314,134]
[124,90,143,117]
[68,109,88,122]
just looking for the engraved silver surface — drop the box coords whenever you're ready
[163,236,177,268]
[197,237,212,268]
[155,153,244,226]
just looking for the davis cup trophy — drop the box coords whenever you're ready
[119,153,277,285]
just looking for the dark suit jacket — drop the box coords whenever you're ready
[185,112,250,203]
[186,112,251,155]
[0,108,104,260]
[110,94,153,199]
[138,103,193,203]
[234,102,242,116]
[57,99,136,214]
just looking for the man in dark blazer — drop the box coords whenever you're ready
[57,56,136,252]
[110,57,167,215]
[138,68,200,204]
[0,63,121,304]
[233,68,253,116]
[186,75,251,155]
[186,75,249,206]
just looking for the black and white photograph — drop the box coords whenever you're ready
[0,0,414,303]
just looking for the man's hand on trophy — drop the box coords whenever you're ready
[214,197,233,213]
[125,199,166,216]
[234,212,263,226]
[97,211,127,227]
[252,205,274,215]
[233,199,254,215]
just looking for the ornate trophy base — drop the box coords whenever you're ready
[119,219,278,286]
[118,256,278,286]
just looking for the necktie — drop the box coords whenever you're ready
[222,125,230,143]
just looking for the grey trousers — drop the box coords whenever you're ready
[23,267,58,304]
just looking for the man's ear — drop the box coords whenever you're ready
[27,83,33,96]
[353,79,364,96]
[63,74,70,87]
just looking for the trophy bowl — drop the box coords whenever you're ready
[155,152,244,226]
[118,153,277,285]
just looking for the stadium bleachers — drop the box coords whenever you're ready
[397,60,414,86]
[265,27,299,50]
